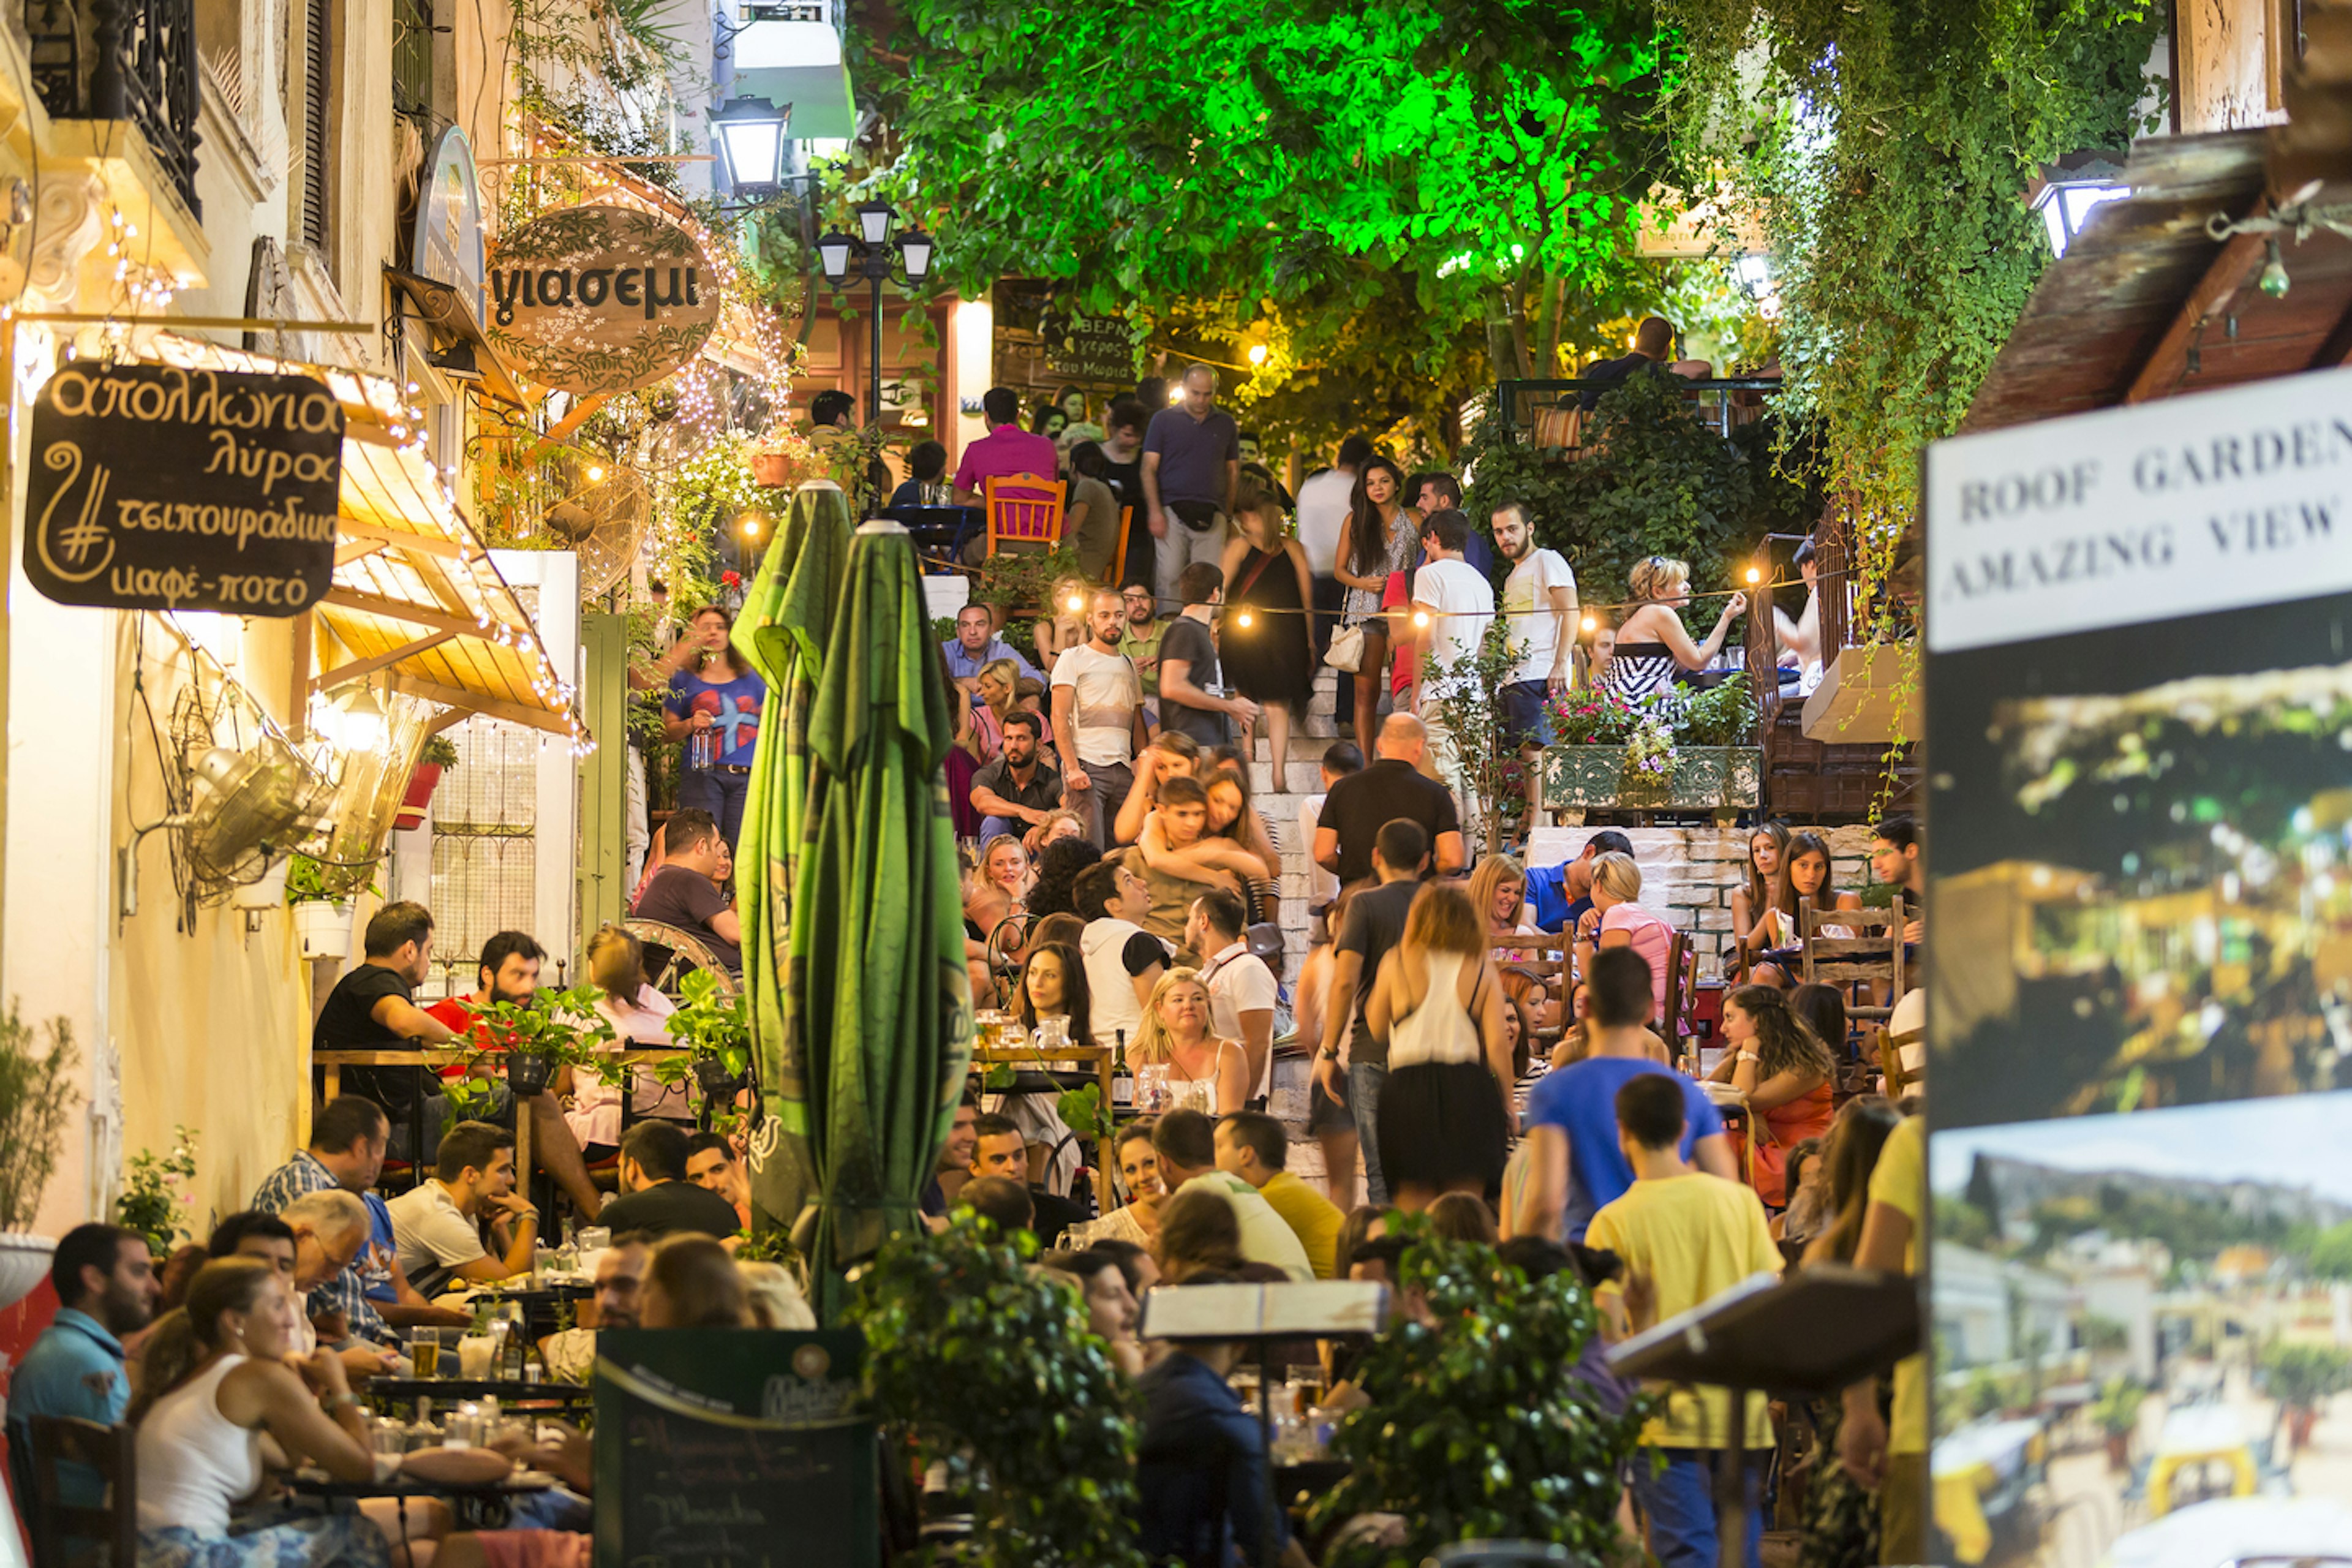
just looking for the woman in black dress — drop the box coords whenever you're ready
[1216,482,1316,767]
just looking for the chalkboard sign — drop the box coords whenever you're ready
[21,361,344,616]
[592,1328,877,1568]
[991,279,1135,400]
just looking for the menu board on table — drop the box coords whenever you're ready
[21,361,344,615]
[1923,369,2352,1567]
[592,1328,876,1568]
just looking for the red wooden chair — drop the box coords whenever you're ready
[1104,506,1134,585]
[984,472,1067,557]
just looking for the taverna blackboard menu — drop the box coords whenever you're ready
[21,361,344,615]
[592,1328,876,1568]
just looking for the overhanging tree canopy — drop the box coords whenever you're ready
[853,0,1673,452]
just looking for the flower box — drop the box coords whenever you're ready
[1539,745,1763,812]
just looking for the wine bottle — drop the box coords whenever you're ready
[1111,1029,1133,1108]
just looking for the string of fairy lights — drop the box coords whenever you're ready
[1042,561,1793,636]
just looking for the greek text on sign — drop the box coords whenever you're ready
[487,204,720,396]
[21,362,344,616]
[1925,366,2352,652]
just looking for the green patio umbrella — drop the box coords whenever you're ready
[793,515,973,1314]
[731,480,853,1234]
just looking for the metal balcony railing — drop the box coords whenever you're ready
[1493,375,1785,443]
[24,0,202,219]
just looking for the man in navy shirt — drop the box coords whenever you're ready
[7,1225,159,1506]
[1136,1289,1310,1567]
[1142,363,1241,612]
[1517,949,1738,1241]
[1526,829,1634,934]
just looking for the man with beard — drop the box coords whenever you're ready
[8,1224,160,1504]
[426,930,606,1220]
[538,1232,655,1382]
[1492,497,1579,822]
[970,710,1063,839]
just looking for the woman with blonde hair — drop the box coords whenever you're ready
[1574,851,1676,1028]
[738,1261,818,1329]
[1600,555,1746,699]
[963,832,1033,948]
[134,1258,503,1567]
[958,656,1024,767]
[1471,853,1559,1030]
[1365,883,1516,1210]
[1131,968,1248,1116]
[1071,1120,1168,1247]
[560,924,687,1155]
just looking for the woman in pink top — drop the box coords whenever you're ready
[1575,850,1676,1025]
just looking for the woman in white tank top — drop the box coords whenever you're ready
[1364,883,1517,1210]
[1131,968,1248,1116]
[132,1257,505,1567]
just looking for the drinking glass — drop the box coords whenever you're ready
[411,1333,442,1379]
[457,1333,497,1381]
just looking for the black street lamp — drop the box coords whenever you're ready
[817,199,933,436]
[709,96,792,198]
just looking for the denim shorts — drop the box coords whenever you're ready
[1500,679,1555,748]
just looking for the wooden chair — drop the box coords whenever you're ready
[1799,893,1909,1023]
[26,1415,135,1568]
[1496,932,1570,1046]
[623,918,741,1004]
[982,472,1067,557]
[1660,929,1699,1046]
[1104,506,1134,586]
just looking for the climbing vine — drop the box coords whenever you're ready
[1657,0,2165,635]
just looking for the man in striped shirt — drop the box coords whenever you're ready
[252,1095,464,1343]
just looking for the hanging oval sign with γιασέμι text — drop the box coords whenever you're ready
[486,205,720,396]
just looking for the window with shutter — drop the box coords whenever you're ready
[301,0,329,248]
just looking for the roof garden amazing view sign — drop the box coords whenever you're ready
[22,361,344,616]
[488,204,721,396]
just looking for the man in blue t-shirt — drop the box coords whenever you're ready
[7,1225,159,1507]
[1520,949,1736,1241]
[1526,829,1635,935]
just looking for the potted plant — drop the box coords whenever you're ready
[451,982,617,1103]
[115,1127,199,1257]
[1310,1216,1651,1564]
[1540,679,1763,819]
[286,853,357,959]
[655,968,753,1104]
[750,421,818,490]
[2090,1376,2144,1471]
[394,735,461,832]
[855,1222,1148,1566]
[0,1001,80,1307]
[2260,1341,2352,1453]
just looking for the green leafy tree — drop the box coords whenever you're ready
[2309,1219,2352,1281]
[853,0,1675,453]
[1657,0,2164,630]
[1310,1219,1649,1566]
[856,1221,1147,1567]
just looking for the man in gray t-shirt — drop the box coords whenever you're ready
[1156,561,1259,747]
[1142,363,1240,612]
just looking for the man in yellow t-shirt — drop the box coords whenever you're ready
[1838,1112,1926,1564]
[1586,1074,1783,1568]
[1215,1111,1344,1278]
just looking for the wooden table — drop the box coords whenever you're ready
[968,1043,1117,1183]
[315,1047,692,1208]
[365,1377,594,1409]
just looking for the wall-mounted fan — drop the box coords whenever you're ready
[541,451,650,598]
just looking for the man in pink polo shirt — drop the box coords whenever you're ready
[953,386,1062,503]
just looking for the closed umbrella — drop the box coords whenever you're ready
[731,480,853,1234]
[794,516,972,1314]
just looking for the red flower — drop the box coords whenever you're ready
[722,570,743,589]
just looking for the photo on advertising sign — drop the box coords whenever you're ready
[1932,1097,2352,1567]
[1924,369,2352,1566]
[20,361,344,616]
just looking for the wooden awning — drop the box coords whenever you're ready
[140,332,590,745]
[1964,131,2352,432]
